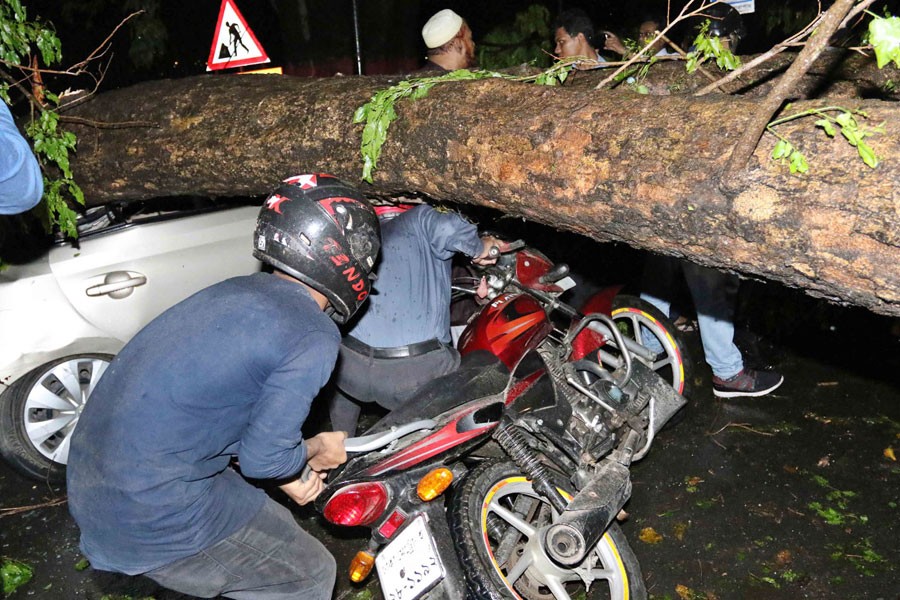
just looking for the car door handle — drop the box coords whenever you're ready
[86,271,148,299]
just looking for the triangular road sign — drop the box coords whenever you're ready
[207,0,270,71]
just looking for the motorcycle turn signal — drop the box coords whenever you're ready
[417,467,454,501]
[349,549,376,583]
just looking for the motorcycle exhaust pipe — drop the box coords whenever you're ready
[543,458,632,566]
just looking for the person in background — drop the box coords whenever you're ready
[329,204,499,436]
[552,8,608,67]
[698,2,746,52]
[641,255,784,399]
[604,16,680,58]
[419,8,476,71]
[0,102,43,215]
[67,174,381,599]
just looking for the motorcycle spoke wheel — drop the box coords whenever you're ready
[450,460,646,600]
[611,294,694,399]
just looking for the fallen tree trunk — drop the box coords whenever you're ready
[67,74,900,316]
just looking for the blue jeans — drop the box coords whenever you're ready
[641,255,743,380]
[144,499,335,599]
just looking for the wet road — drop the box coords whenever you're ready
[1,298,898,599]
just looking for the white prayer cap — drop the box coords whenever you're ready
[422,9,464,49]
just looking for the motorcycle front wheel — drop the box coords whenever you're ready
[611,294,694,399]
[449,460,647,600]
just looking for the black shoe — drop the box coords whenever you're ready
[712,368,784,398]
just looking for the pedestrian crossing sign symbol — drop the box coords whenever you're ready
[207,0,271,71]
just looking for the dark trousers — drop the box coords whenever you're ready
[328,341,460,436]
[144,499,335,599]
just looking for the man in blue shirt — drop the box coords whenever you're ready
[67,174,381,599]
[0,102,43,214]
[329,204,497,435]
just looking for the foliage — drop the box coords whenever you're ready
[477,4,553,70]
[1,558,33,595]
[767,106,883,174]
[354,61,573,183]
[124,0,166,70]
[685,21,741,73]
[0,0,84,238]
[867,13,900,69]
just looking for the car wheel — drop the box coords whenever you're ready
[0,354,113,482]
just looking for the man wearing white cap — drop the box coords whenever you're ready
[419,8,475,71]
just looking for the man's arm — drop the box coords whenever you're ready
[0,103,43,215]
[416,205,498,261]
[237,328,339,480]
[278,430,347,506]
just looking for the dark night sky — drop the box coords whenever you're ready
[24,0,857,86]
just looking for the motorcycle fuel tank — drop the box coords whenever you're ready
[458,293,553,370]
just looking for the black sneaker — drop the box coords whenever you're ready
[712,368,784,398]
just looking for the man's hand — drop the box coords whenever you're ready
[603,32,628,57]
[305,431,348,471]
[473,236,501,266]
[279,471,326,506]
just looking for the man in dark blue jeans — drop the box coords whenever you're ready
[67,174,381,599]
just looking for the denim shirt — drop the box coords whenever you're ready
[347,205,482,347]
[66,273,339,574]
[0,102,43,214]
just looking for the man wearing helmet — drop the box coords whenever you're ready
[66,174,381,599]
[700,2,746,52]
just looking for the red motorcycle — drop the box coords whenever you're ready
[315,241,693,600]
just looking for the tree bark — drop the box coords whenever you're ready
[67,74,900,316]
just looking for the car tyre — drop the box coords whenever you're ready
[0,354,113,483]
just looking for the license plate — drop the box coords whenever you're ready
[375,514,445,600]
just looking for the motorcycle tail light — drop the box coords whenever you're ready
[417,467,454,501]
[323,482,389,526]
[377,508,408,539]
[349,549,376,583]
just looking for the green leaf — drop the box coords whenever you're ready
[857,140,879,168]
[840,127,860,147]
[1,559,33,594]
[868,15,900,69]
[789,150,809,174]
[815,119,836,137]
[74,558,90,571]
[771,139,791,160]
[834,112,855,128]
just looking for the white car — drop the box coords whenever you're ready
[0,199,261,481]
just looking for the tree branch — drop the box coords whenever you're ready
[719,0,861,195]
[594,0,712,90]
[695,7,824,97]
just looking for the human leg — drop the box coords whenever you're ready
[329,344,378,436]
[682,263,782,397]
[145,499,335,599]
[328,388,363,437]
[639,254,680,318]
[682,262,744,379]
[369,346,461,410]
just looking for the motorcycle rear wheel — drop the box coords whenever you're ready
[449,460,647,600]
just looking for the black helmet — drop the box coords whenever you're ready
[254,174,381,323]
[703,3,745,51]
